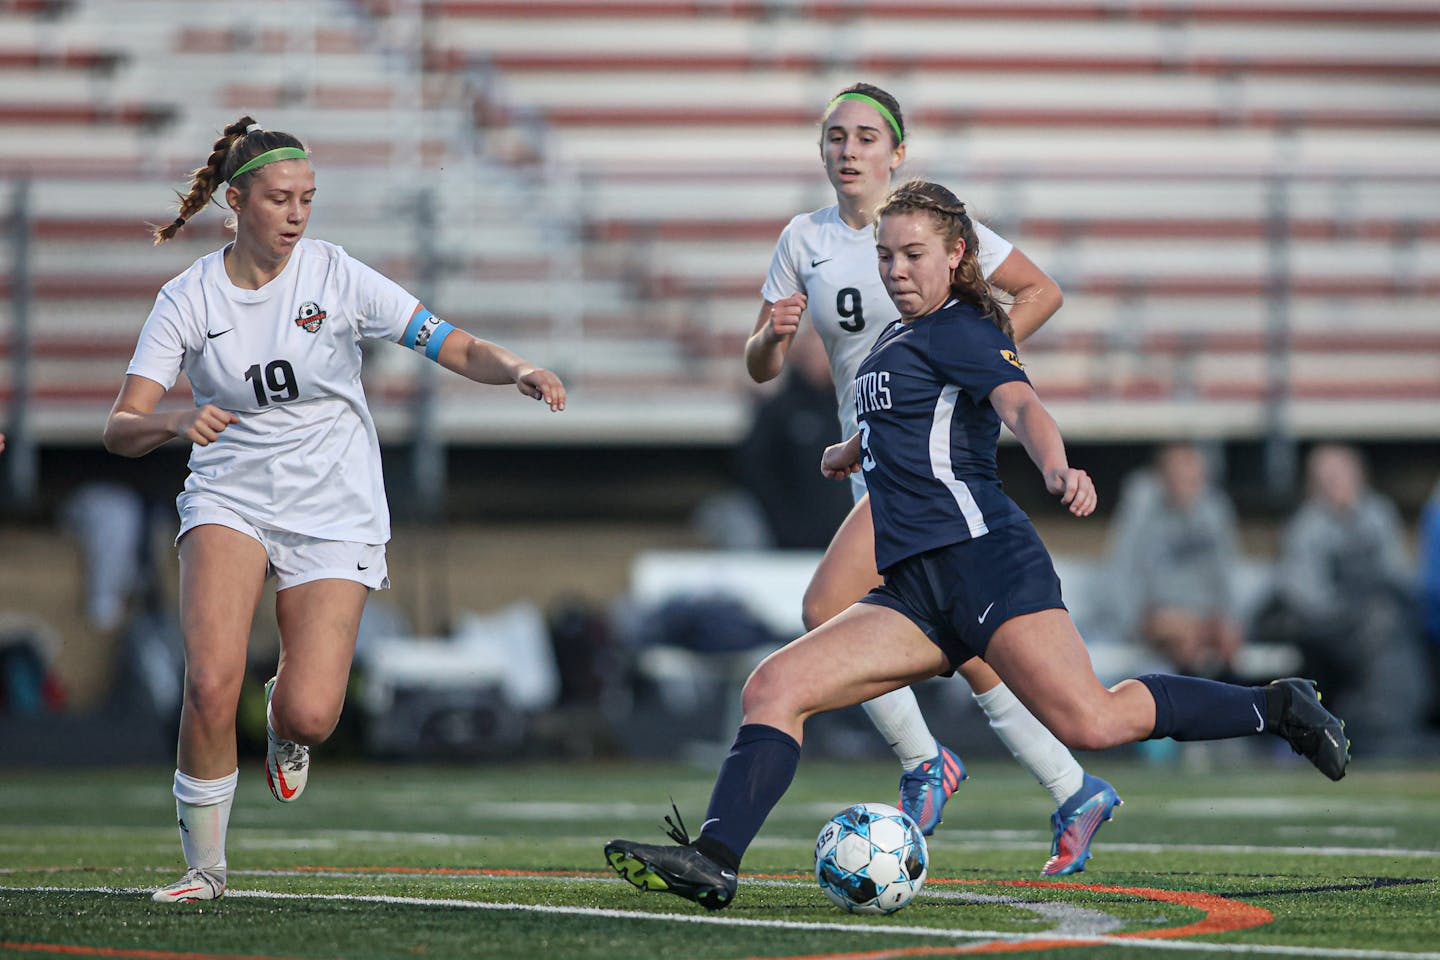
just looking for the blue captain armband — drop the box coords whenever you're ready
[401,308,456,361]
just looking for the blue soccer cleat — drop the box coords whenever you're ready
[1042,773,1122,876]
[898,744,968,836]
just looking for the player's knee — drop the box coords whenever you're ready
[801,584,843,633]
[182,666,241,725]
[271,702,340,745]
[1048,708,1128,752]
[740,658,794,718]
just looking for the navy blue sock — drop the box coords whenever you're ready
[1137,674,1270,741]
[696,723,801,868]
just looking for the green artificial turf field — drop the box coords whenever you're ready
[2,757,1437,959]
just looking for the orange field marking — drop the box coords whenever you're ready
[282,867,1275,955]
[289,864,595,877]
[2,868,1273,960]
[751,876,1274,959]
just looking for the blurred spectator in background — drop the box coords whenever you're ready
[0,617,65,717]
[1,432,69,718]
[1419,478,1440,728]
[1254,443,1426,752]
[692,325,853,551]
[734,324,853,550]
[60,483,149,633]
[1104,441,1244,679]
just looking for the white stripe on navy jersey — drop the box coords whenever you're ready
[855,300,1030,570]
[929,384,990,540]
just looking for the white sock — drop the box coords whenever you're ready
[861,687,940,771]
[173,768,237,883]
[266,689,284,742]
[973,683,1084,806]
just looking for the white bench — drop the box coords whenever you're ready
[627,548,1299,692]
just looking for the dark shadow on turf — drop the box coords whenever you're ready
[1235,876,1431,898]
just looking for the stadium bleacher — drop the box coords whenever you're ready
[0,0,1437,443]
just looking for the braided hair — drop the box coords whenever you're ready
[151,116,307,245]
[875,179,1013,339]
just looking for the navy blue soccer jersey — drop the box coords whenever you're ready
[854,299,1033,571]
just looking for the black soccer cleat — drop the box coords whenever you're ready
[1269,677,1350,781]
[604,839,738,911]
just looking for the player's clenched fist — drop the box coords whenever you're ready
[766,293,807,341]
[178,405,240,446]
[821,435,863,480]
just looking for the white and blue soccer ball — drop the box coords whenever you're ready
[814,801,928,914]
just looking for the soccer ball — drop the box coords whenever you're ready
[814,802,928,914]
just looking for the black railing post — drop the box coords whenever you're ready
[4,177,38,515]
[1262,170,1296,505]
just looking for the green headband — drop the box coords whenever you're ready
[229,146,309,183]
[824,92,904,144]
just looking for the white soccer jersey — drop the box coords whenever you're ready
[760,205,1013,498]
[126,238,422,543]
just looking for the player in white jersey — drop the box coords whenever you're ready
[745,83,1117,875]
[103,116,565,904]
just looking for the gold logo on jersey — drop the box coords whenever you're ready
[1001,349,1024,370]
[294,301,327,334]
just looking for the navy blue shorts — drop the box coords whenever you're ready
[859,519,1066,670]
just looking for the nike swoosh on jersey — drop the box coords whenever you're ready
[810,257,832,267]
[206,329,233,339]
[978,601,996,624]
[1252,703,1265,732]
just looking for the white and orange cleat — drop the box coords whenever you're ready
[151,867,224,904]
[264,676,310,803]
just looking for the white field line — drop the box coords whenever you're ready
[4,883,1440,960]
[3,823,1438,860]
[984,841,1440,860]
[248,830,1440,860]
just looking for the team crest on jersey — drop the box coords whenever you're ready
[294,301,327,333]
[1001,349,1025,370]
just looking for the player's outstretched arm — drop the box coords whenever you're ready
[435,327,566,411]
[989,381,1095,517]
[103,374,239,457]
[744,293,806,384]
